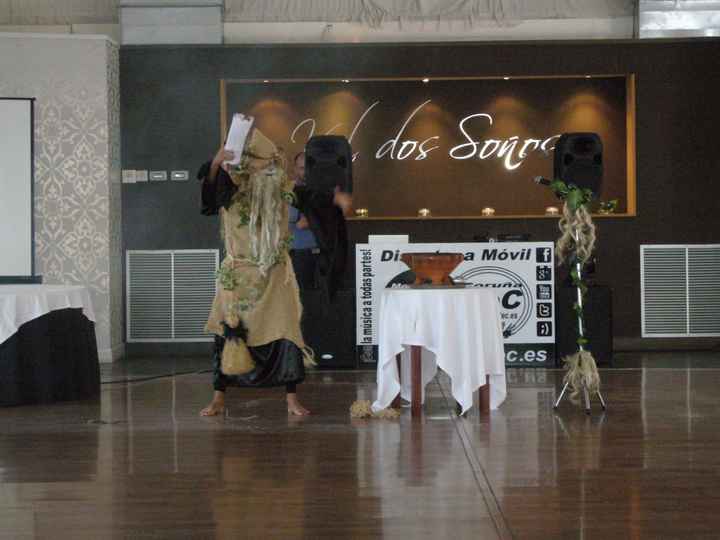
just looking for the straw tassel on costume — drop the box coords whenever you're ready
[221,321,255,376]
[302,346,317,368]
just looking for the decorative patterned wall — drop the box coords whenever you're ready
[0,34,122,361]
[106,40,123,356]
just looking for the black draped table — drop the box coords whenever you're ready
[0,285,100,407]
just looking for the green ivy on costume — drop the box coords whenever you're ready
[282,189,297,205]
[217,265,239,291]
[234,200,251,227]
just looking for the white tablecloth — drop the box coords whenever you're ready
[372,288,506,414]
[0,285,96,345]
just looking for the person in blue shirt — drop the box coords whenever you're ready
[289,150,352,297]
[288,151,320,289]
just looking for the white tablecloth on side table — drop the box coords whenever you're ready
[0,285,96,345]
[372,287,506,414]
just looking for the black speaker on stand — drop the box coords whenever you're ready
[553,132,603,192]
[548,132,610,413]
[305,135,353,193]
[552,132,611,365]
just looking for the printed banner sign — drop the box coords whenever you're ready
[356,242,555,367]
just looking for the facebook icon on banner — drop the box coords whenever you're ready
[536,247,552,263]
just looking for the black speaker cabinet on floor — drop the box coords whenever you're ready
[555,285,613,367]
[300,288,356,368]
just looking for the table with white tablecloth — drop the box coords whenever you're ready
[0,285,96,344]
[0,285,99,406]
[372,287,507,415]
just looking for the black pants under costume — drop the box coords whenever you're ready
[212,336,304,393]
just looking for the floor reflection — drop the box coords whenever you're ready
[2,355,720,539]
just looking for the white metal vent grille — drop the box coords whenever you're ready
[641,245,720,337]
[688,247,720,335]
[641,247,687,336]
[173,251,219,339]
[127,251,173,340]
[127,250,218,342]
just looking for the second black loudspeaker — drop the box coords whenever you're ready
[305,135,353,193]
[553,132,603,194]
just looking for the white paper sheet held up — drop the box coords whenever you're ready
[224,113,254,166]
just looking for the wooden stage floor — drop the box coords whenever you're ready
[1,352,720,539]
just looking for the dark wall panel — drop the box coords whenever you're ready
[121,39,720,342]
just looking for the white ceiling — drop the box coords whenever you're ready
[223,0,635,25]
[0,0,634,25]
[1,1,719,41]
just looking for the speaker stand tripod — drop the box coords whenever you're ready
[554,233,607,415]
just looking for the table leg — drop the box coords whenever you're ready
[411,345,422,417]
[391,353,402,408]
[479,374,490,414]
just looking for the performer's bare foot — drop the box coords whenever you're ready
[200,391,226,416]
[287,394,310,416]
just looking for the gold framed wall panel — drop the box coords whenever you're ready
[220,74,637,219]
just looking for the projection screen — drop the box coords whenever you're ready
[0,98,35,280]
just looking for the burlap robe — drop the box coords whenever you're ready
[204,129,306,356]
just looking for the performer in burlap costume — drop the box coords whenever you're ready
[198,126,351,416]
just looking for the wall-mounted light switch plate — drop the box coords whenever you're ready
[149,170,167,182]
[171,170,189,181]
[122,170,136,183]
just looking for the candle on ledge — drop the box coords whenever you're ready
[545,206,560,216]
[355,208,369,218]
[481,207,495,217]
[418,208,431,218]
